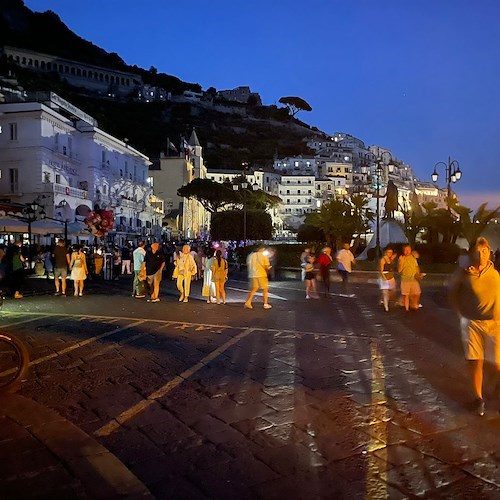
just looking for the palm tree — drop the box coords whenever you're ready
[454,202,500,247]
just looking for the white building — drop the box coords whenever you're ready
[0,92,161,243]
[2,46,141,98]
[273,156,319,176]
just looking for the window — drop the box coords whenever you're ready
[120,169,123,177]
[9,168,19,192]
[55,174,61,184]
[62,146,67,156]
[286,189,290,194]
[68,137,72,157]
[9,123,17,141]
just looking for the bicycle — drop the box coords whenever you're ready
[0,293,30,393]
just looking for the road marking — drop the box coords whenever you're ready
[29,320,145,367]
[0,315,53,329]
[226,287,288,301]
[94,327,257,437]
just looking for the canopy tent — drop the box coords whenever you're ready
[356,219,409,260]
[0,217,29,233]
[31,219,65,235]
[67,221,90,236]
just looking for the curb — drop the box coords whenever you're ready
[0,394,153,499]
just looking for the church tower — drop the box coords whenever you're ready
[187,128,206,180]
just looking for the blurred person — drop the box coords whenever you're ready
[336,242,356,290]
[379,247,397,312]
[398,244,421,312]
[317,247,333,297]
[304,255,318,299]
[112,247,121,280]
[43,246,53,279]
[145,242,165,303]
[69,245,88,297]
[300,247,311,281]
[121,244,131,275]
[212,249,228,304]
[449,237,500,416]
[202,248,216,303]
[52,239,70,296]
[245,247,272,309]
[7,241,26,299]
[132,240,146,298]
[177,244,197,303]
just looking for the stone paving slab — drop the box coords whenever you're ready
[0,394,152,499]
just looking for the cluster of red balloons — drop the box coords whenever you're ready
[84,209,115,238]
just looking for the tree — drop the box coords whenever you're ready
[297,223,325,244]
[305,197,372,250]
[278,96,312,117]
[177,178,235,213]
[454,202,500,247]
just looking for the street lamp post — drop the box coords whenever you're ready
[371,152,395,260]
[233,162,258,244]
[23,201,46,267]
[431,156,462,207]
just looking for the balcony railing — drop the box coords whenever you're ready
[50,184,89,199]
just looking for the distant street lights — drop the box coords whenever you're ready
[233,162,258,244]
[431,157,462,207]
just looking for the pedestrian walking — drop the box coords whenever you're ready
[132,241,146,298]
[317,247,333,296]
[112,247,121,279]
[336,242,356,291]
[202,248,216,303]
[300,247,311,281]
[176,244,197,303]
[449,237,500,416]
[43,246,53,279]
[379,247,397,312]
[304,255,318,299]
[212,249,228,304]
[245,246,272,309]
[121,244,132,275]
[7,242,26,299]
[145,242,165,303]
[397,244,421,312]
[52,239,70,295]
[69,245,88,296]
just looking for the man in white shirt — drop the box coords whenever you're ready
[336,243,356,290]
[245,247,272,310]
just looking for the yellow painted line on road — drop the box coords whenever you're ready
[94,327,257,438]
[0,315,53,329]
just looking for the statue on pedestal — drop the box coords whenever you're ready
[384,180,399,219]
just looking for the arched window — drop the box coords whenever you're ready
[59,64,63,72]
[82,69,87,77]
[65,66,69,73]
[34,59,39,68]
[99,73,104,81]
[70,67,75,75]
[22,57,26,64]
[15,56,20,62]
[28,58,33,66]
[41,61,45,69]
[105,74,109,82]
[76,68,81,76]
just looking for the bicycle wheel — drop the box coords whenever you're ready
[0,333,30,393]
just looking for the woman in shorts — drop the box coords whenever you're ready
[304,255,318,299]
[379,247,397,312]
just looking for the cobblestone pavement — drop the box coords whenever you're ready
[0,277,499,499]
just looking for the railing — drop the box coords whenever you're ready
[53,184,89,199]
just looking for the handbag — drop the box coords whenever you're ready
[172,266,179,279]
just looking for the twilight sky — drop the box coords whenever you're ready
[25,0,500,209]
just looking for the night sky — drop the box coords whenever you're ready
[24,0,500,209]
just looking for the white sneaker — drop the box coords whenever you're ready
[263,304,272,309]
[306,295,310,299]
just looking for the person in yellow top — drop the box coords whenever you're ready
[211,249,228,304]
[245,247,272,310]
[449,237,500,416]
[397,244,421,312]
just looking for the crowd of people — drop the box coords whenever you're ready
[0,235,498,416]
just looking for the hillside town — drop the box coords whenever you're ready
[0,46,451,245]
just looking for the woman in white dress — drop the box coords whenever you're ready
[70,245,88,296]
[202,248,216,303]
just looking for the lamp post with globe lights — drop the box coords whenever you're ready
[233,162,259,245]
[431,157,462,209]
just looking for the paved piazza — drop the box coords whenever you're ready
[1,278,499,499]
